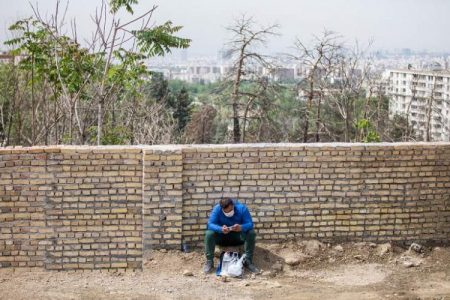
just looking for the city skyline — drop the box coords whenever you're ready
[1,0,450,56]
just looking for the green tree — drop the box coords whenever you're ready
[145,72,169,103]
[173,87,191,132]
[356,119,380,143]
[5,0,190,145]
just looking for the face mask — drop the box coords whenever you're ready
[223,209,234,218]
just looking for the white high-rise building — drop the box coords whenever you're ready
[388,69,450,141]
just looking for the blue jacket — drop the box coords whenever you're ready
[207,200,254,233]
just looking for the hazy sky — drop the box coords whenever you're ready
[1,0,449,56]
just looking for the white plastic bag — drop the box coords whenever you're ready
[220,252,246,277]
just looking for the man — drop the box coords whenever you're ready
[203,197,258,274]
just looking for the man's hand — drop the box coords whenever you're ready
[231,224,242,232]
[222,225,230,234]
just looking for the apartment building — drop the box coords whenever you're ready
[0,51,25,65]
[388,68,450,141]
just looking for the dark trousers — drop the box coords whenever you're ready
[204,229,256,263]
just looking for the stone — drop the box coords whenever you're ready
[403,261,415,268]
[400,255,422,268]
[278,247,311,267]
[272,262,283,272]
[403,259,421,268]
[285,257,301,266]
[271,282,282,288]
[334,245,344,252]
[283,252,311,266]
[183,270,194,276]
[262,271,273,277]
[408,243,423,254]
[301,240,325,257]
[377,243,391,256]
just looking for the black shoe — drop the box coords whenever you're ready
[203,260,214,274]
[245,262,259,273]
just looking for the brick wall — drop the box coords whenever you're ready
[1,143,450,269]
[0,147,143,270]
[0,149,52,268]
[181,144,450,247]
[45,147,143,270]
[143,147,183,250]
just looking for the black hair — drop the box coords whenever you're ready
[220,198,233,209]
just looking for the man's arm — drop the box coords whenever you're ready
[207,206,223,233]
[240,206,254,232]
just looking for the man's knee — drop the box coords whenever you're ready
[245,229,256,240]
[205,230,216,239]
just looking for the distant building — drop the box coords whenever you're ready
[365,79,389,98]
[169,65,223,83]
[388,69,450,141]
[0,51,24,65]
[365,71,390,98]
[267,67,295,82]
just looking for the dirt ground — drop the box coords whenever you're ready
[1,240,450,300]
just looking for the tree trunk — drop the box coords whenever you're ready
[303,79,314,143]
[425,79,436,142]
[231,50,245,143]
[43,82,48,145]
[345,98,351,142]
[242,96,256,143]
[315,92,322,142]
[69,102,74,145]
[31,55,36,145]
[54,94,58,144]
[6,66,18,146]
[97,100,104,145]
[426,96,433,142]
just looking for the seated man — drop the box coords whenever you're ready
[203,197,258,274]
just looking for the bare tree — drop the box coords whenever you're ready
[183,105,217,144]
[329,41,372,142]
[404,72,418,141]
[131,101,177,145]
[89,1,158,145]
[226,16,279,143]
[292,30,342,142]
[425,74,440,141]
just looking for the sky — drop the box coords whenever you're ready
[1,0,449,56]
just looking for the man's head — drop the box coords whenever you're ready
[220,198,234,217]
